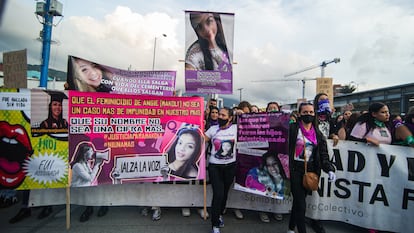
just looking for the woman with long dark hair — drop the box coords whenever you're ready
[205,107,237,233]
[245,151,285,197]
[167,128,203,179]
[39,91,68,129]
[70,142,108,222]
[185,12,232,71]
[287,102,336,233]
[349,102,392,146]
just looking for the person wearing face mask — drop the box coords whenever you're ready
[287,102,336,233]
[297,93,338,233]
[205,107,237,233]
[266,101,280,113]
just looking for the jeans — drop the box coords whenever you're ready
[288,169,308,233]
[208,162,236,227]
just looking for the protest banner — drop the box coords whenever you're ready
[68,91,205,186]
[0,88,69,190]
[66,56,176,96]
[184,11,234,94]
[234,112,290,199]
[305,140,414,232]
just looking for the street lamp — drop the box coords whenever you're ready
[152,34,167,70]
[237,88,243,102]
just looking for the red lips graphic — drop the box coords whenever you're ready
[0,121,33,188]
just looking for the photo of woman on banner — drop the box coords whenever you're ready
[245,151,285,198]
[67,56,114,92]
[213,139,234,160]
[70,142,108,187]
[185,12,232,71]
[166,127,203,179]
[39,90,68,129]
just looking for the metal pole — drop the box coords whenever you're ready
[301,80,305,99]
[39,0,53,88]
[152,37,157,70]
[237,88,243,102]
[152,34,166,70]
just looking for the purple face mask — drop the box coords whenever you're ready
[317,99,331,115]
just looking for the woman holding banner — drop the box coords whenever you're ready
[349,102,393,233]
[349,102,392,146]
[205,107,237,233]
[287,102,336,233]
[167,128,203,179]
[185,12,232,72]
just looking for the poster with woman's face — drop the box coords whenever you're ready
[213,139,235,160]
[66,55,176,96]
[184,11,235,94]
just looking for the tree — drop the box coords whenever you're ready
[341,84,357,94]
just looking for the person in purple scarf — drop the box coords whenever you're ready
[287,102,336,233]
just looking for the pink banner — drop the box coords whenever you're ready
[68,91,205,187]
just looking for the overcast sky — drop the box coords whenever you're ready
[1,0,414,107]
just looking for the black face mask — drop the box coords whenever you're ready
[218,118,229,127]
[300,115,315,124]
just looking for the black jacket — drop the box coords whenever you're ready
[288,122,335,177]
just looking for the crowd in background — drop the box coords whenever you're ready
[2,92,414,233]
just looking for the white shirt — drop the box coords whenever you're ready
[205,124,237,165]
[350,122,392,144]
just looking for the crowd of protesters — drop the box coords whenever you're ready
[2,92,414,233]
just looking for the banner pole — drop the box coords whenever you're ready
[66,168,71,230]
[203,178,207,220]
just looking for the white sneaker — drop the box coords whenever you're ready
[259,212,270,223]
[152,207,161,221]
[287,230,295,233]
[140,207,149,216]
[233,209,244,219]
[198,208,209,219]
[181,208,191,217]
[218,215,224,228]
[212,226,220,233]
[274,213,283,221]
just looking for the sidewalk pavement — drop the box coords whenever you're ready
[1,201,368,233]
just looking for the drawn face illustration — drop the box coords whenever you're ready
[85,147,94,160]
[0,121,33,188]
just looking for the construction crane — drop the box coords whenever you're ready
[252,77,316,99]
[284,58,340,78]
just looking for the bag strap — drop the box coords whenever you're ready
[302,132,308,174]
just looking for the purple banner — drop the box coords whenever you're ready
[234,112,290,199]
[67,56,176,96]
[184,11,234,94]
